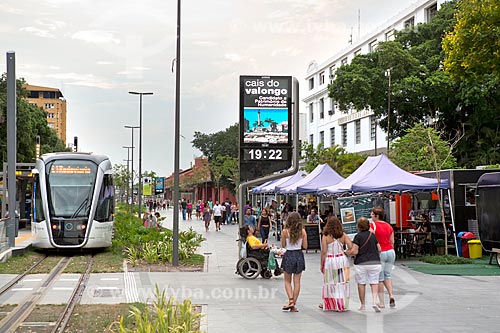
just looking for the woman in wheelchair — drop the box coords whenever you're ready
[243,225,269,250]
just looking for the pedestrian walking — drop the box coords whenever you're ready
[281,212,308,312]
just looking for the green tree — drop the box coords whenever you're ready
[191,124,238,160]
[443,0,500,82]
[113,164,130,203]
[0,76,69,162]
[390,123,458,171]
[300,142,366,178]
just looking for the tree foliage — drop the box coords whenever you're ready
[0,75,69,162]
[191,124,238,160]
[443,0,500,82]
[300,142,366,178]
[328,2,500,168]
[390,123,458,171]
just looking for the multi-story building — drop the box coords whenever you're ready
[304,0,444,156]
[24,84,67,144]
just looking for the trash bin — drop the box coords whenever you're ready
[457,231,467,257]
[468,240,482,259]
[461,232,476,258]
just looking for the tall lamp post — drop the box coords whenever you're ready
[129,92,153,219]
[122,146,132,206]
[124,125,139,213]
[385,68,391,152]
[172,0,181,266]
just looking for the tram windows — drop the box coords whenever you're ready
[95,174,114,222]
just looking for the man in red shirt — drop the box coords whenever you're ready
[370,207,396,309]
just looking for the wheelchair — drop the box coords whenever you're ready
[236,227,282,279]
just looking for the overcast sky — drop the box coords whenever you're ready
[1,0,420,177]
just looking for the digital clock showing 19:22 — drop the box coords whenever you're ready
[243,148,288,161]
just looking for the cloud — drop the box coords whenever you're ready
[71,30,120,44]
[20,26,55,38]
[192,41,219,47]
[224,53,243,62]
[45,72,117,89]
[35,18,66,30]
[0,4,22,14]
[96,61,114,65]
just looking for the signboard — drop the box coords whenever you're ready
[239,76,293,181]
[337,195,375,235]
[155,177,165,194]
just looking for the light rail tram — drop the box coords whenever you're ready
[31,152,115,249]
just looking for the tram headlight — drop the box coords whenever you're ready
[52,224,58,230]
[81,224,86,230]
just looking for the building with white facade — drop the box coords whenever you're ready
[304,0,445,156]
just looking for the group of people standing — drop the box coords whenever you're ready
[274,206,396,313]
[318,206,396,313]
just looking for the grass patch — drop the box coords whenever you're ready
[419,255,475,265]
[65,255,91,274]
[32,254,67,274]
[91,250,125,273]
[0,251,45,274]
[180,253,204,266]
[406,255,500,276]
[0,305,17,321]
[66,303,141,333]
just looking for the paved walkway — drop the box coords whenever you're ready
[1,209,500,332]
[143,208,500,332]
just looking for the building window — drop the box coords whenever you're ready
[319,71,325,85]
[319,98,324,119]
[310,134,314,145]
[320,131,325,147]
[404,17,415,29]
[341,124,347,147]
[47,113,55,119]
[341,57,348,66]
[309,77,314,90]
[42,91,56,99]
[355,120,361,144]
[29,91,39,98]
[48,123,55,128]
[329,65,336,81]
[426,3,438,22]
[370,116,376,141]
[45,103,55,109]
[369,40,378,52]
[385,29,395,41]
[330,127,335,146]
[309,103,314,123]
[354,49,362,57]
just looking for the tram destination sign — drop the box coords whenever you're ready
[239,75,293,181]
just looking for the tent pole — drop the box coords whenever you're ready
[446,188,458,257]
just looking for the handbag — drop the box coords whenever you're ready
[240,242,247,258]
[267,254,277,270]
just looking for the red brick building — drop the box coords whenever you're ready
[164,157,236,204]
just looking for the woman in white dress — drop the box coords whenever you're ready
[320,217,353,311]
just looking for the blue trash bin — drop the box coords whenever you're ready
[457,231,466,257]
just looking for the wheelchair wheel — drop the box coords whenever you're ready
[237,257,261,279]
[261,269,272,279]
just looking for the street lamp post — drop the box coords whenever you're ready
[124,125,139,213]
[385,68,391,152]
[129,92,153,219]
[122,146,132,206]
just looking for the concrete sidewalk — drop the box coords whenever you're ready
[1,210,498,332]
[146,208,500,332]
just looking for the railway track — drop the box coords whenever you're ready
[0,254,94,333]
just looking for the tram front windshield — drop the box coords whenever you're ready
[46,160,97,218]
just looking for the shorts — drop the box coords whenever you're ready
[354,264,381,285]
[214,216,222,223]
[379,249,395,281]
[281,249,305,274]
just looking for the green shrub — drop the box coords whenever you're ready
[420,254,474,265]
[434,239,445,247]
[113,286,203,333]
